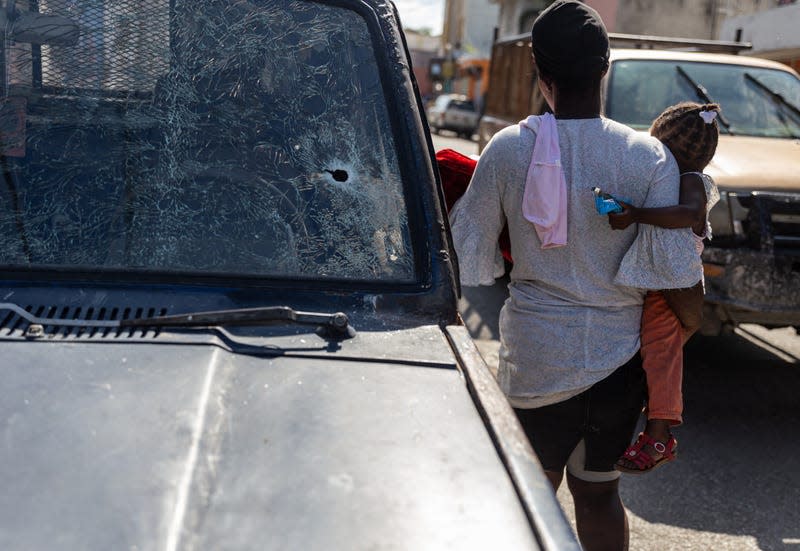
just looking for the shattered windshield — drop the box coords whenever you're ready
[606,59,800,138]
[0,0,415,282]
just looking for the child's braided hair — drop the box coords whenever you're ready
[650,101,720,172]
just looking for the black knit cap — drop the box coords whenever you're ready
[531,0,610,79]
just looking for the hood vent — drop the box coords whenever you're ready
[0,305,168,339]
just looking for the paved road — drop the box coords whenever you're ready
[433,132,800,551]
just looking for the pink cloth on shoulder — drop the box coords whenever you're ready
[519,113,567,249]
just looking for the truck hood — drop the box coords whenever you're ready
[706,136,800,192]
[1,332,537,551]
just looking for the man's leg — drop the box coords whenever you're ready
[515,396,585,492]
[567,473,628,551]
[565,439,629,551]
[567,354,645,550]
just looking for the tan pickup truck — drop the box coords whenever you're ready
[478,34,800,334]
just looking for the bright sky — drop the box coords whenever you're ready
[392,0,445,35]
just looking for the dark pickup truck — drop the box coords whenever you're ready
[0,1,577,550]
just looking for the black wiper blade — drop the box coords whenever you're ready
[0,302,355,339]
[121,306,356,339]
[744,72,800,122]
[675,65,733,134]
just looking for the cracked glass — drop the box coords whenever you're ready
[0,0,414,282]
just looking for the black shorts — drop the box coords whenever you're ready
[514,353,646,474]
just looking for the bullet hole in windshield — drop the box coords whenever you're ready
[326,169,349,182]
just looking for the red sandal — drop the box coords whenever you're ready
[615,432,678,474]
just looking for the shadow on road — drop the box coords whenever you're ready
[620,332,800,551]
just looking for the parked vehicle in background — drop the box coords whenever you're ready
[0,1,578,549]
[479,33,800,335]
[427,93,480,139]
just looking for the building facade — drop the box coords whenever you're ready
[719,1,800,71]
[489,0,770,40]
[435,0,501,100]
[442,0,500,58]
[404,30,442,100]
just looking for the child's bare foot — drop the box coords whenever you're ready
[615,419,677,474]
[644,418,672,443]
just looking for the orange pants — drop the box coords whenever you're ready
[640,291,684,425]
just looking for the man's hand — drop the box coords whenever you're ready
[607,201,637,230]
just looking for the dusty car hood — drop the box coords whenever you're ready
[1,331,539,551]
[706,136,800,192]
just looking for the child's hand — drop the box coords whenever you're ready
[607,201,637,230]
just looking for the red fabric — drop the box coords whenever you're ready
[435,148,512,263]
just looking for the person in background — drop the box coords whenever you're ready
[609,102,721,474]
[448,2,701,549]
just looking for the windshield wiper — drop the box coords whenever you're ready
[122,306,356,339]
[675,65,733,134]
[0,303,355,339]
[744,72,800,125]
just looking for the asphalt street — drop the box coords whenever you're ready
[432,130,800,551]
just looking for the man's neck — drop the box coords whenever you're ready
[552,91,602,119]
[553,108,601,119]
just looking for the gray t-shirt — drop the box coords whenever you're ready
[449,117,701,408]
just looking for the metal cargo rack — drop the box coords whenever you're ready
[490,30,752,54]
